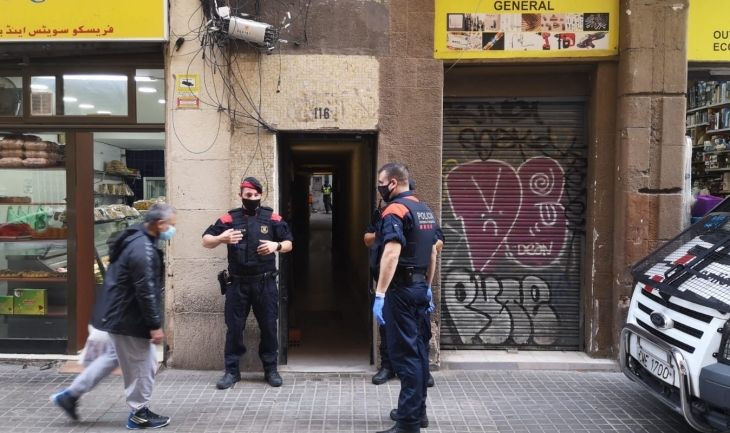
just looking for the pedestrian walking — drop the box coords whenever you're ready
[51,203,177,429]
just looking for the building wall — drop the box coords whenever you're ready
[165,0,689,368]
[611,0,690,350]
[166,0,442,369]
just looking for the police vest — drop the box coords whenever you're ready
[322,186,332,195]
[387,197,438,271]
[227,207,276,274]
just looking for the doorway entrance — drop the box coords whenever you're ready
[278,134,375,371]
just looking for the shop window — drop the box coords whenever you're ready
[30,76,57,116]
[0,76,22,117]
[0,131,68,352]
[63,74,128,116]
[91,132,166,285]
[136,69,165,124]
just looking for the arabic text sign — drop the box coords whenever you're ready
[689,1,730,61]
[434,0,619,59]
[0,0,167,41]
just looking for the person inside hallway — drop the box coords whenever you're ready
[202,177,293,390]
[51,204,177,430]
[321,180,333,214]
[365,179,436,389]
[372,163,441,433]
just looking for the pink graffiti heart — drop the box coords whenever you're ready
[445,157,568,272]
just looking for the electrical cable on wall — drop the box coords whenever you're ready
[170,0,311,193]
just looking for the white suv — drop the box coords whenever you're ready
[622,212,730,432]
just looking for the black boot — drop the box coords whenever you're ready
[216,372,241,390]
[390,409,429,428]
[265,369,283,387]
[376,424,420,433]
[427,373,435,388]
[372,367,395,385]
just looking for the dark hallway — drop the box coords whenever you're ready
[278,135,376,371]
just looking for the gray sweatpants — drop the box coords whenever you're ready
[67,343,119,397]
[109,334,158,411]
[68,334,156,411]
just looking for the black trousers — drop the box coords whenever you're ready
[323,195,332,213]
[224,274,278,374]
[384,281,430,431]
[378,324,391,370]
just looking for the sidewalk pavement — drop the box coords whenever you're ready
[0,363,695,433]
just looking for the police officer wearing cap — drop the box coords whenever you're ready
[372,163,441,433]
[202,177,293,389]
[365,180,437,389]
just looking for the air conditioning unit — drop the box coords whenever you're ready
[31,92,54,116]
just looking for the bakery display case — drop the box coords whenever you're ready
[0,132,69,353]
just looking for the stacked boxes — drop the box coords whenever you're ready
[12,289,47,315]
[0,296,12,314]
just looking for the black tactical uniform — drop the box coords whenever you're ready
[203,177,292,388]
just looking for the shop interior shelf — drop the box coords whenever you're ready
[0,276,66,283]
[94,193,133,197]
[707,128,730,135]
[3,307,67,318]
[94,170,140,179]
[705,167,730,173]
[687,101,730,113]
[687,105,711,114]
[687,123,710,129]
[0,238,67,243]
[0,166,65,170]
[94,217,139,225]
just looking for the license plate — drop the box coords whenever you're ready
[638,347,675,385]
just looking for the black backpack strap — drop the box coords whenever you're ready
[230,208,246,229]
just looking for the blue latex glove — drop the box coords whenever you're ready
[427,286,435,314]
[373,296,385,326]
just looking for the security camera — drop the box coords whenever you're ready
[225,16,279,48]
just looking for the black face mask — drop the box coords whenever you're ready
[242,199,260,213]
[378,183,394,202]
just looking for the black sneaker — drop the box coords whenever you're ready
[372,368,395,385]
[264,370,283,387]
[389,409,429,428]
[50,389,79,421]
[216,372,241,390]
[126,407,170,429]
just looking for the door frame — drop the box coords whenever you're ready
[276,132,377,365]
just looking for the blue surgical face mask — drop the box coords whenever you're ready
[159,226,176,241]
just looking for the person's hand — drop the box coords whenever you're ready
[150,328,164,345]
[373,296,385,325]
[427,286,435,314]
[257,240,279,255]
[218,229,243,245]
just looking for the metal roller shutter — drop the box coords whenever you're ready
[440,98,587,350]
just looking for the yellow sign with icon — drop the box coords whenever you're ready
[434,0,619,59]
[0,0,167,41]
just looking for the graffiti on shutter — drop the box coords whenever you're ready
[441,99,586,350]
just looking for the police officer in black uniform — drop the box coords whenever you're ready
[202,177,293,389]
[372,163,441,433]
[366,180,436,389]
